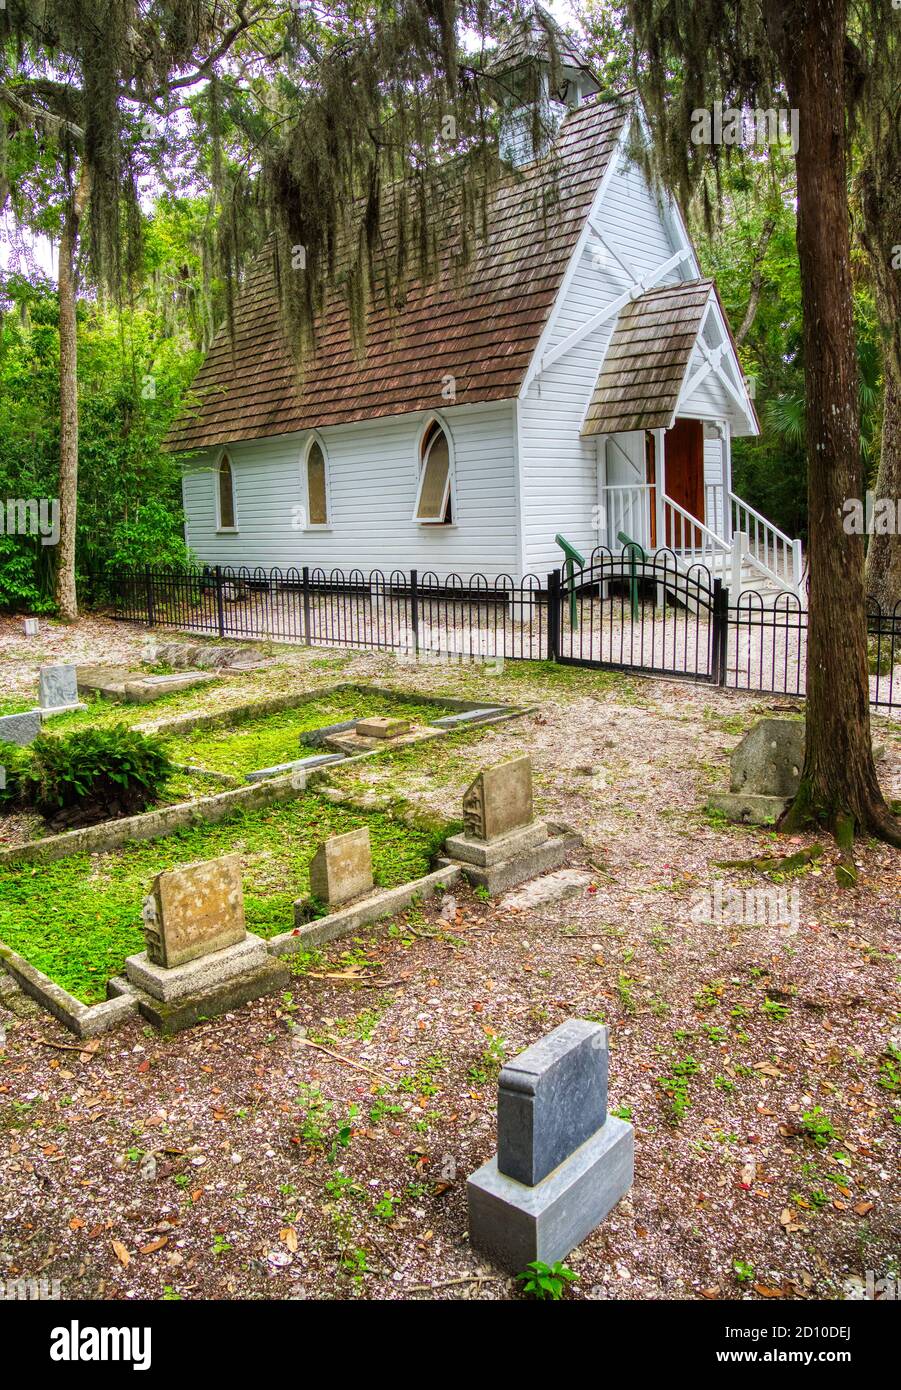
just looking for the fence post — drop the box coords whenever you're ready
[712,578,728,685]
[302,566,312,646]
[547,570,561,663]
[214,565,226,639]
[410,569,419,656]
[144,566,155,629]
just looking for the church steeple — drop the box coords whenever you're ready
[488,4,600,167]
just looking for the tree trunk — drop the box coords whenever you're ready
[770,0,900,845]
[54,163,91,623]
[856,121,901,613]
[865,373,901,612]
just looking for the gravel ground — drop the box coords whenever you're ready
[0,616,898,1302]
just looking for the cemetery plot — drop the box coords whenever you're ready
[164,692,449,780]
[0,797,446,1005]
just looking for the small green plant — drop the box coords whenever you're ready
[516,1259,578,1301]
[877,1045,901,1093]
[373,1193,398,1223]
[0,740,32,807]
[658,1056,700,1124]
[20,724,174,826]
[732,1259,755,1284]
[762,996,790,1022]
[473,884,491,902]
[801,1105,836,1148]
[611,1103,633,1120]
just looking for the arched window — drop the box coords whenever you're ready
[217,455,237,530]
[414,420,453,524]
[305,438,329,526]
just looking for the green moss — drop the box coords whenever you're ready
[165,691,448,775]
[0,794,447,1005]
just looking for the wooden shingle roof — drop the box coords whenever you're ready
[581,279,714,436]
[167,96,628,452]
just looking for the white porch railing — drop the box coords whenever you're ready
[730,493,803,593]
[598,484,804,598]
[662,495,733,569]
[599,485,654,551]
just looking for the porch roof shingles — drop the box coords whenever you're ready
[167,97,628,452]
[581,279,713,436]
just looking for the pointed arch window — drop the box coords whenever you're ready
[217,455,237,531]
[414,420,453,525]
[304,437,330,527]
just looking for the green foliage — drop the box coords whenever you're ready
[0,275,199,608]
[516,1260,579,1302]
[800,1106,837,1148]
[0,792,442,1002]
[658,1056,701,1124]
[21,724,175,821]
[0,739,32,806]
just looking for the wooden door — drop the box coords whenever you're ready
[664,418,704,548]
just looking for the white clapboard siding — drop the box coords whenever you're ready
[518,157,683,575]
[181,400,518,581]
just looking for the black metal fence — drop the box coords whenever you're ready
[104,558,901,713]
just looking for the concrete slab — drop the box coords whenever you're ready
[467,1116,634,1271]
[126,957,290,1035]
[125,933,268,1002]
[445,820,549,868]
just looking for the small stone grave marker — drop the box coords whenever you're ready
[141,852,246,968]
[309,827,373,907]
[23,617,39,637]
[461,754,533,841]
[38,663,81,712]
[467,1019,633,1270]
[355,715,410,740]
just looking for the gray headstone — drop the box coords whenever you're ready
[0,710,42,747]
[309,827,373,907]
[497,1019,608,1186]
[729,718,804,797]
[462,755,533,842]
[38,663,79,710]
[23,618,40,637]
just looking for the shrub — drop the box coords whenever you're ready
[21,725,175,828]
[0,739,33,807]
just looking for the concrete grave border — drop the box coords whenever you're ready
[0,684,531,866]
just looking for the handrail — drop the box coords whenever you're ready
[728,491,802,592]
[662,494,732,556]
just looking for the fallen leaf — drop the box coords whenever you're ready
[853,1201,874,1216]
[280,1227,298,1253]
[139,1237,168,1255]
[111,1240,131,1268]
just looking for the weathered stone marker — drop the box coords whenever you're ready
[140,852,247,968]
[708,718,881,824]
[445,755,578,895]
[23,617,39,637]
[355,715,410,740]
[309,827,373,906]
[38,663,83,713]
[467,1019,633,1270]
[0,710,42,747]
[119,852,288,1033]
[461,754,533,841]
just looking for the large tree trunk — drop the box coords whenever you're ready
[54,163,91,623]
[770,0,900,845]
